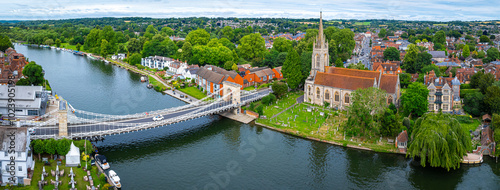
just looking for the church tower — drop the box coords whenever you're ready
[310,11,329,77]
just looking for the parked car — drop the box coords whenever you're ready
[180,94,185,98]
[153,115,164,121]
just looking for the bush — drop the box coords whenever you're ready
[455,115,473,124]
[102,183,111,190]
[136,64,145,70]
[460,89,480,98]
[255,105,264,115]
[100,173,106,183]
[249,102,255,111]
[261,95,270,105]
[269,94,277,104]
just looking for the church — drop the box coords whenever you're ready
[304,12,401,109]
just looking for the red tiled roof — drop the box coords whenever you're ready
[314,72,375,90]
[397,130,408,143]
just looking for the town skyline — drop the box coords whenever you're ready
[1,0,499,21]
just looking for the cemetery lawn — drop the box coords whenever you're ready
[255,92,399,154]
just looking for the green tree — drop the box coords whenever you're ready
[231,63,238,71]
[185,28,210,46]
[44,39,54,46]
[484,47,500,63]
[402,44,419,73]
[100,39,109,57]
[485,86,500,114]
[76,43,82,51]
[144,25,158,40]
[33,139,45,160]
[463,91,485,117]
[221,26,234,41]
[128,53,142,66]
[401,82,429,118]
[470,71,484,89]
[237,33,266,60]
[56,138,71,155]
[463,44,470,58]
[333,29,355,61]
[223,61,235,70]
[23,61,45,86]
[161,27,174,36]
[480,35,490,43]
[399,73,412,88]
[335,58,343,68]
[379,108,402,137]
[272,81,288,98]
[45,139,57,159]
[180,42,193,62]
[345,87,387,137]
[300,51,312,83]
[127,38,143,54]
[0,34,13,52]
[408,112,472,171]
[383,47,400,61]
[378,28,387,38]
[282,49,302,89]
[272,37,292,53]
[55,39,61,47]
[433,30,446,44]
[478,73,496,94]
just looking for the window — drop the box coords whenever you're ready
[17,152,21,157]
[18,166,21,171]
[388,96,393,104]
[443,96,449,101]
[389,71,393,74]
[430,89,435,93]
[28,110,38,116]
[429,96,434,101]
[335,91,340,102]
[5,165,8,171]
[429,104,434,110]
[345,93,350,104]
[316,88,320,99]
[308,86,312,95]
[444,90,449,94]
[325,90,330,100]
[4,151,7,156]
[443,104,449,111]
[315,54,320,68]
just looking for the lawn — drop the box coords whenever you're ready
[354,22,371,25]
[148,76,167,91]
[14,159,107,190]
[255,91,303,117]
[454,115,481,134]
[178,86,207,100]
[243,86,256,91]
[60,43,77,51]
[433,23,448,26]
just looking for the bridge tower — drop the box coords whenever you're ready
[58,100,68,137]
[222,81,242,115]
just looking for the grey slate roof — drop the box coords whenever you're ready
[427,51,447,58]
[0,127,27,152]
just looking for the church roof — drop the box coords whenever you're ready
[316,67,399,94]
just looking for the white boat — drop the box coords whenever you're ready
[95,154,110,170]
[108,170,122,188]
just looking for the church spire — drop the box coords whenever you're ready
[319,11,323,43]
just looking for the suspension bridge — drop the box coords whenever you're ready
[22,81,270,140]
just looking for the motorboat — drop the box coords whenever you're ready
[95,154,110,170]
[108,170,122,188]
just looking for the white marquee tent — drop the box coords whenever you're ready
[66,142,80,167]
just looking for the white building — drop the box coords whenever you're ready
[141,56,174,70]
[168,61,188,75]
[178,65,199,80]
[0,86,48,117]
[111,53,126,60]
[0,127,34,185]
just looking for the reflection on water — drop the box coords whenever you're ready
[14,44,500,190]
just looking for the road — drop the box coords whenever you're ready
[345,36,372,70]
[32,89,271,138]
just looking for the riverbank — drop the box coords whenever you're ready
[250,91,402,155]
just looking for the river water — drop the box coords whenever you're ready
[14,44,500,190]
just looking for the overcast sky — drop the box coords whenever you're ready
[0,0,499,21]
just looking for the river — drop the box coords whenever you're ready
[14,44,500,190]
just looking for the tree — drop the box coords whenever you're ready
[282,49,302,89]
[44,39,54,46]
[128,53,142,66]
[463,91,485,117]
[127,38,143,54]
[237,33,266,60]
[470,71,484,89]
[55,39,61,47]
[333,29,355,61]
[433,30,446,44]
[272,81,288,98]
[379,108,402,137]
[300,51,312,83]
[45,139,57,159]
[23,61,45,86]
[100,39,109,57]
[378,29,387,38]
[480,35,490,43]
[402,44,419,73]
[76,43,82,51]
[223,61,235,70]
[161,27,174,36]
[401,82,429,118]
[144,25,158,40]
[485,86,500,114]
[0,34,13,52]
[56,138,71,155]
[221,26,234,41]
[180,42,193,62]
[479,73,496,94]
[231,63,238,71]
[399,73,412,88]
[347,62,367,70]
[185,28,210,46]
[383,47,400,61]
[484,47,500,63]
[33,140,45,160]
[272,37,292,53]
[346,87,387,137]
[408,112,472,171]
[335,58,343,68]
[463,44,470,58]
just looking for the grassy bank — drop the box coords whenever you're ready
[148,76,167,92]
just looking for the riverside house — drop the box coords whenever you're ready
[0,127,34,185]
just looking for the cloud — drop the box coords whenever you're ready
[0,0,498,21]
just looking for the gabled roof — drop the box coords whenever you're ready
[314,72,375,90]
[397,130,408,143]
[427,51,447,58]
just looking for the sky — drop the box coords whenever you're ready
[0,0,499,21]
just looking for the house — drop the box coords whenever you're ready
[0,48,29,85]
[456,67,476,84]
[417,42,434,51]
[111,53,126,60]
[427,51,447,62]
[0,86,48,117]
[179,65,199,81]
[195,65,244,95]
[395,130,408,153]
[0,127,34,185]
[372,62,402,75]
[167,60,188,75]
[304,12,400,109]
[424,71,461,112]
[141,56,173,70]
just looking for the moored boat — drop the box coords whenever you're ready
[108,170,122,188]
